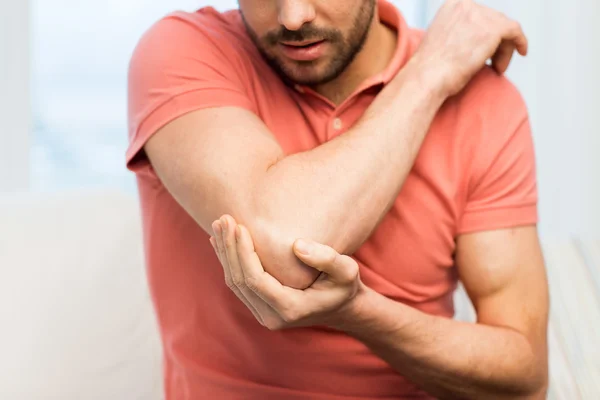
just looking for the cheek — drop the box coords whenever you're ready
[239,0,279,37]
[312,5,359,42]
[313,0,357,22]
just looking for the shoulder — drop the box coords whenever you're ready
[459,67,528,122]
[129,7,256,73]
[405,26,528,128]
[440,67,530,152]
[429,68,533,195]
[137,6,250,46]
[452,69,535,196]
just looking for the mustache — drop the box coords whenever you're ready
[264,25,340,45]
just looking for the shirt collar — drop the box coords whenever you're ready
[376,0,411,85]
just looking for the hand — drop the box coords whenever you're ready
[412,0,528,97]
[210,215,364,330]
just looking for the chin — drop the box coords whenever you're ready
[264,53,327,85]
[288,73,327,86]
[282,63,336,86]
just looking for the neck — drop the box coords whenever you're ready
[313,12,397,105]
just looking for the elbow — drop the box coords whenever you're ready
[523,345,549,398]
[526,364,548,399]
[532,381,549,400]
[513,378,547,400]
[251,218,321,290]
[508,354,548,399]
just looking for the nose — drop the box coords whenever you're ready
[277,0,316,31]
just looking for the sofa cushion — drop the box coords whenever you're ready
[0,190,163,400]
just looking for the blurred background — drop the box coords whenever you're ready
[1,1,598,399]
[2,0,599,239]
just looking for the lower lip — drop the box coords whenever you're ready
[279,41,326,61]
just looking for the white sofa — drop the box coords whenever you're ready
[0,190,163,400]
[0,190,597,399]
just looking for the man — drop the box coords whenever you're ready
[126,0,549,398]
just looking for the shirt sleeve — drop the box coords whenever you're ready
[126,13,256,175]
[457,75,538,234]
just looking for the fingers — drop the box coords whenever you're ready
[491,40,515,74]
[211,221,233,287]
[212,217,264,324]
[489,11,527,73]
[505,20,528,56]
[219,216,245,288]
[292,239,359,285]
[479,3,528,55]
[214,216,300,324]
[235,225,299,311]
[218,217,259,305]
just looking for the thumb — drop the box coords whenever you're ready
[293,239,359,284]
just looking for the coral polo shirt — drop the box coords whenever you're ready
[126,1,538,398]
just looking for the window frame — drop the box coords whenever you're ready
[0,0,30,192]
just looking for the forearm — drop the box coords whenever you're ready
[251,64,446,285]
[341,287,547,399]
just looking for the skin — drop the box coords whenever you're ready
[143,0,549,397]
[210,217,548,399]
[238,0,394,103]
[240,0,376,85]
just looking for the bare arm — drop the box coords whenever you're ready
[143,0,527,289]
[340,226,549,399]
[145,65,445,289]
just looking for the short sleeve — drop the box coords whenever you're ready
[126,12,256,174]
[457,75,538,234]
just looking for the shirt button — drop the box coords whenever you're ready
[333,118,342,130]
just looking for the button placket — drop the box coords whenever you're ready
[333,118,342,131]
[325,115,345,141]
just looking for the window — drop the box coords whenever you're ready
[31,0,428,192]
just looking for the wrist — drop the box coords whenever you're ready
[329,282,424,342]
[327,282,378,333]
[400,54,451,103]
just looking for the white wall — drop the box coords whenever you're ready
[0,0,30,192]
[426,0,600,239]
[3,0,599,238]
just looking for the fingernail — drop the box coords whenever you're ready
[295,239,312,255]
[235,225,242,241]
[221,217,228,232]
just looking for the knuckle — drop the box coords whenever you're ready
[325,250,338,266]
[224,277,235,289]
[347,260,360,281]
[224,236,235,250]
[280,310,296,324]
[231,275,245,288]
[342,264,359,283]
[244,276,258,292]
[508,20,521,34]
[280,304,302,324]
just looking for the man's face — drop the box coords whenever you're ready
[239,0,376,86]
